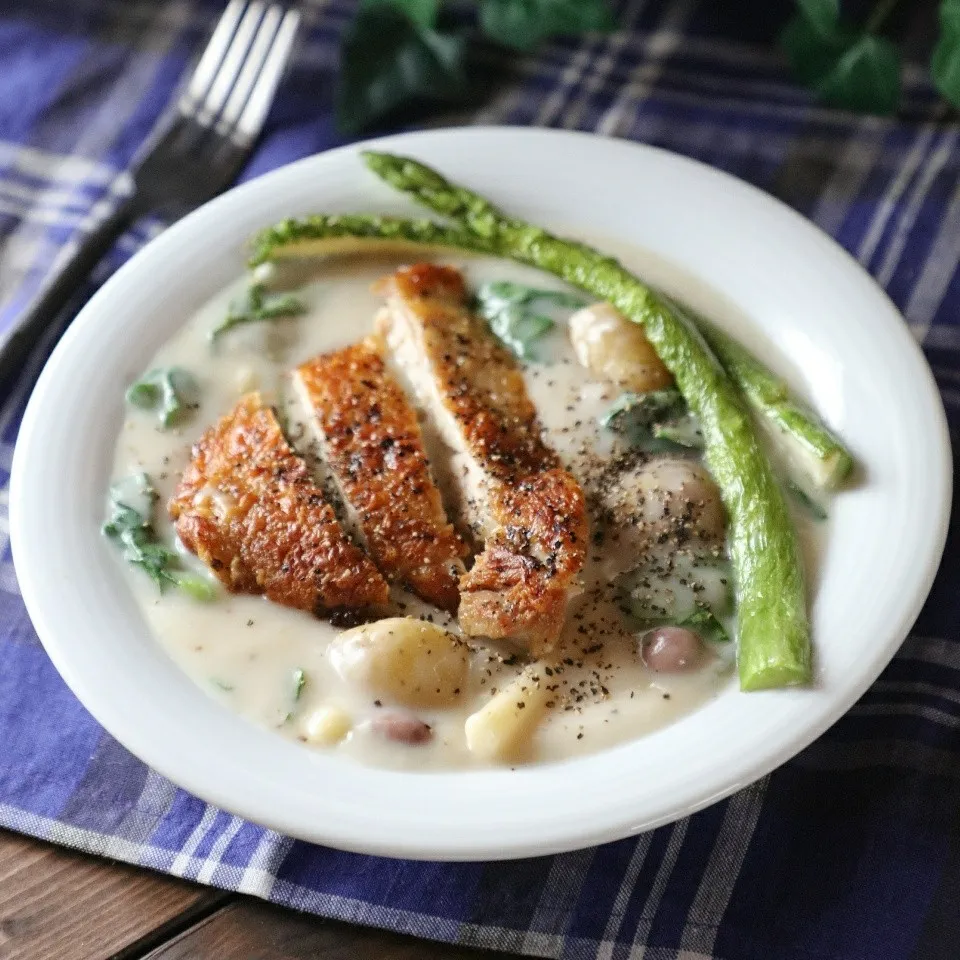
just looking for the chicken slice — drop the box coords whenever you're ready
[374,263,588,655]
[293,339,468,611]
[170,393,389,614]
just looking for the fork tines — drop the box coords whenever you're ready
[179,0,301,145]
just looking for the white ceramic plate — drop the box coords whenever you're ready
[10,128,951,860]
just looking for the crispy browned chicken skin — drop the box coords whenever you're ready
[170,393,389,614]
[375,264,588,655]
[294,339,468,611]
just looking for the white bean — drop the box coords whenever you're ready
[303,705,352,745]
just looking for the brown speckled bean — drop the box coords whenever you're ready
[371,711,433,745]
[640,626,707,672]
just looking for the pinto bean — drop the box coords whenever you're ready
[371,711,433,745]
[640,626,708,672]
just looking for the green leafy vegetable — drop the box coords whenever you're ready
[211,282,305,341]
[652,415,704,449]
[618,552,733,627]
[600,388,698,453]
[479,0,616,52]
[680,608,731,644]
[126,367,199,428]
[214,278,305,342]
[933,0,960,107]
[177,575,219,601]
[103,474,216,599]
[473,281,584,360]
[601,389,686,430]
[786,479,829,521]
[335,5,468,135]
[282,668,308,724]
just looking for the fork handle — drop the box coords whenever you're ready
[0,194,138,393]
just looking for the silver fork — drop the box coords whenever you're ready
[0,0,300,387]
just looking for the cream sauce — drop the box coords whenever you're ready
[109,249,817,769]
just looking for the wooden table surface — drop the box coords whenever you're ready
[0,828,514,960]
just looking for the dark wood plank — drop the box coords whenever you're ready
[0,828,224,960]
[144,899,519,960]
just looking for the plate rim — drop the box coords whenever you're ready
[10,126,953,860]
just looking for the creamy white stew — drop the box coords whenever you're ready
[109,250,819,769]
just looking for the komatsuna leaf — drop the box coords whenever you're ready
[479,0,616,52]
[359,0,440,28]
[473,281,584,359]
[336,5,468,134]
[932,0,960,107]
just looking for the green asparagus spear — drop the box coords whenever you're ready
[364,150,855,493]
[249,180,811,691]
[693,318,854,490]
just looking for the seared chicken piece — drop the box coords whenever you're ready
[374,263,588,655]
[293,339,468,611]
[170,393,389,614]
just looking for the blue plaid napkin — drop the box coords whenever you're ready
[2,2,958,958]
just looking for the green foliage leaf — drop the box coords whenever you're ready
[473,281,584,359]
[794,0,841,37]
[817,35,900,113]
[479,0,616,52]
[336,5,468,134]
[781,13,900,114]
[782,13,851,86]
[359,0,440,28]
[933,0,960,107]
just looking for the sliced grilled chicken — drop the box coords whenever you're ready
[293,339,468,611]
[170,393,389,614]
[374,263,588,655]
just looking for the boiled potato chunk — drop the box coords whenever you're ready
[568,302,673,391]
[464,667,550,763]
[328,617,468,709]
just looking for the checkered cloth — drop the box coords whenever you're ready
[1,1,958,957]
